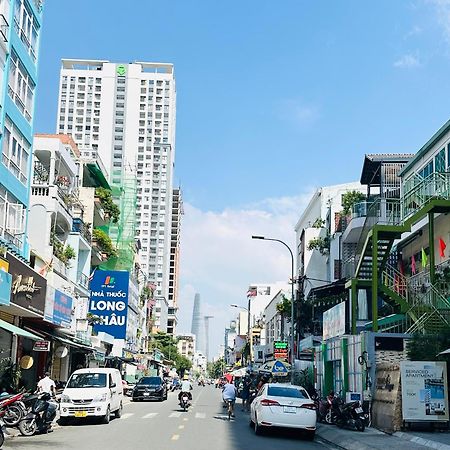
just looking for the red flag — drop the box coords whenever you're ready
[439,238,447,258]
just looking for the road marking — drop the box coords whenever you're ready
[121,413,134,420]
[195,412,206,419]
[142,413,158,419]
[171,434,180,441]
[178,425,184,429]
[183,418,188,421]
[169,412,182,418]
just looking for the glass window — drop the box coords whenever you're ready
[14,0,40,61]
[435,148,446,173]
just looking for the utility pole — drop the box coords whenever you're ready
[204,315,214,362]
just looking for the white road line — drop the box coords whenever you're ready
[171,434,180,441]
[178,425,185,429]
[121,413,134,420]
[169,412,182,418]
[195,412,206,419]
[142,413,158,419]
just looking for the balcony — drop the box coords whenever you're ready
[72,218,92,243]
[77,271,89,290]
[0,14,9,48]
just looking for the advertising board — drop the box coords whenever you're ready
[323,302,345,340]
[400,361,449,422]
[89,270,129,339]
[273,341,288,360]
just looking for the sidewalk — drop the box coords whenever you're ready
[316,424,450,450]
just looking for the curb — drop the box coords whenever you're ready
[316,425,378,450]
[394,431,450,450]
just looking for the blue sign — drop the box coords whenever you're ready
[89,270,129,339]
[0,271,12,306]
[53,289,73,327]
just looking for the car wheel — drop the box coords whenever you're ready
[254,415,263,435]
[304,430,315,441]
[115,402,123,419]
[58,417,70,426]
[102,406,111,424]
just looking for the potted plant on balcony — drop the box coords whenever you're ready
[341,190,365,216]
[94,188,120,223]
[92,228,118,258]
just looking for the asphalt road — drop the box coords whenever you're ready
[4,386,337,450]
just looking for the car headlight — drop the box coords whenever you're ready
[60,394,72,403]
[93,393,108,402]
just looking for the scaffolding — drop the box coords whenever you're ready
[100,166,137,272]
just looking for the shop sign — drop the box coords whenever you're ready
[33,340,50,352]
[53,289,73,327]
[93,350,105,362]
[273,341,288,360]
[89,270,129,339]
[7,253,46,316]
[323,302,345,340]
[0,271,12,306]
[401,361,449,422]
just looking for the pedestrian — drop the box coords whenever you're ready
[241,376,251,411]
[37,371,56,397]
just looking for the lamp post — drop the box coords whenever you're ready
[230,303,252,364]
[252,235,296,383]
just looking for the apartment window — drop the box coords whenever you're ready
[0,185,25,247]
[2,118,30,185]
[8,52,35,122]
[14,0,40,61]
[435,148,446,173]
[418,161,433,179]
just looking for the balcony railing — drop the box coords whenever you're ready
[0,14,9,43]
[72,218,92,242]
[77,271,89,289]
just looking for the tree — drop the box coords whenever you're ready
[207,358,225,379]
[175,355,192,377]
[406,330,450,361]
[341,190,365,216]
[276,294,292,340]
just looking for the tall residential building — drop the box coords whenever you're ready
[56,59,177,331]
[0,0,44,259]
[167,187,182,335]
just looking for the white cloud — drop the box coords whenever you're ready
[393,54,421,68]
[426,0,450,41]
[278,99,320,128]
[176,191,314,359]
[404,25,422,39]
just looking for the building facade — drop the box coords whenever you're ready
[56,59,178,332]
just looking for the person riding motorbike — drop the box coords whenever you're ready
[222,378,237,417]
[178,375,193,404]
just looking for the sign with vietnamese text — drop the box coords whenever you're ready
[89,270,129,339]
[53,289,73,327]
[33,341,50,352]
[323,302,346,340]
[401,361,449,422]
[273,341,289,360]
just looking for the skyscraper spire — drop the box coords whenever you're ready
[191,293,204,353]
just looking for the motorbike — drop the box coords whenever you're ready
[0,417,6,447]
[18,392,58,436]
[180,393,190,412]
[332,397,365,432]
[316,395,336,424]
[0,392,27,427]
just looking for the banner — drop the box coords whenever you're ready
[401,361,449,422]
[0,271,12,306]
[89,270,129,339]
[53,289,73,327]
[323,302,346,340]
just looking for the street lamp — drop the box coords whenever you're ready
[252,235,296,383]
[230,303,252,364]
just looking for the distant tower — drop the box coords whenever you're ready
[191,293,204,353]
[204,315,214,361]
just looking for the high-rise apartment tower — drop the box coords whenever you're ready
[56,60,177,331]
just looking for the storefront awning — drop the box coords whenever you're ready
[0,319,42,341]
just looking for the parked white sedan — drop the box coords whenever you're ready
[250,383,317,439]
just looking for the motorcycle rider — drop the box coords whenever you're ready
[37,372,56,397]
[178,375,193,405]
[222,378,237,417]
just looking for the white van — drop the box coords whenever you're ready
[60,368,123,424]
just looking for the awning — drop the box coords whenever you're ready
[53,335,94,352]
[0,319,42,341]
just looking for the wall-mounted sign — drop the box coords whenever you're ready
[0,271,12,306]
[89,270,129,339]
[401,361,449,422]
[116,65,126,76]
[33,340,50,352]
[273,341,289,360]
[6,254,46,316]
[323,302,346,340]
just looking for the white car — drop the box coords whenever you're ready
[250,383,316,440]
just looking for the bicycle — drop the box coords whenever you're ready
[224,399,235,420]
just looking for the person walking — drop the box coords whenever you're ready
[241,376,251,412]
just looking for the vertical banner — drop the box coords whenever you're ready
[89,270,129,339]
[401,361,449,422]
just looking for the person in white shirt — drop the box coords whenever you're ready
[37,372,56,396]
[178,376,193,404]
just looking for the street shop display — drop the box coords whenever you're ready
[400,361,449,422]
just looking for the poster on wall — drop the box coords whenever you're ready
[323,302,346,340]
[400,361,449,422]
[89,270,129,339]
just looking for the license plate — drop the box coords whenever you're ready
[283,406,296,414]
[144,392,150,396]
[74,411,87,418]
[355,407,363,414]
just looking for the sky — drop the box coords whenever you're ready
[35,0,450,358]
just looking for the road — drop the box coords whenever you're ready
[5,385,336,450]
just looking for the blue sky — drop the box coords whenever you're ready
[35,0,450,356]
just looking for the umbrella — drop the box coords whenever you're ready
[258,359,291,376]
[224,373,233,382]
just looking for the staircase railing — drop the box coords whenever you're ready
[382,264,408,302]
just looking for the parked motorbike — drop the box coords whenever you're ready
[0,392,27,427]
[332,397,365,432]
[18,392,58,436]
[180,393,190,412]
[0,417,6,447]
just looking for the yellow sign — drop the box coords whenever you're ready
[0,258,9,272]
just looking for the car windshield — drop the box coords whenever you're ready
[67,373,107,388]
[267,386,309,399]
[138,377,161,385]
